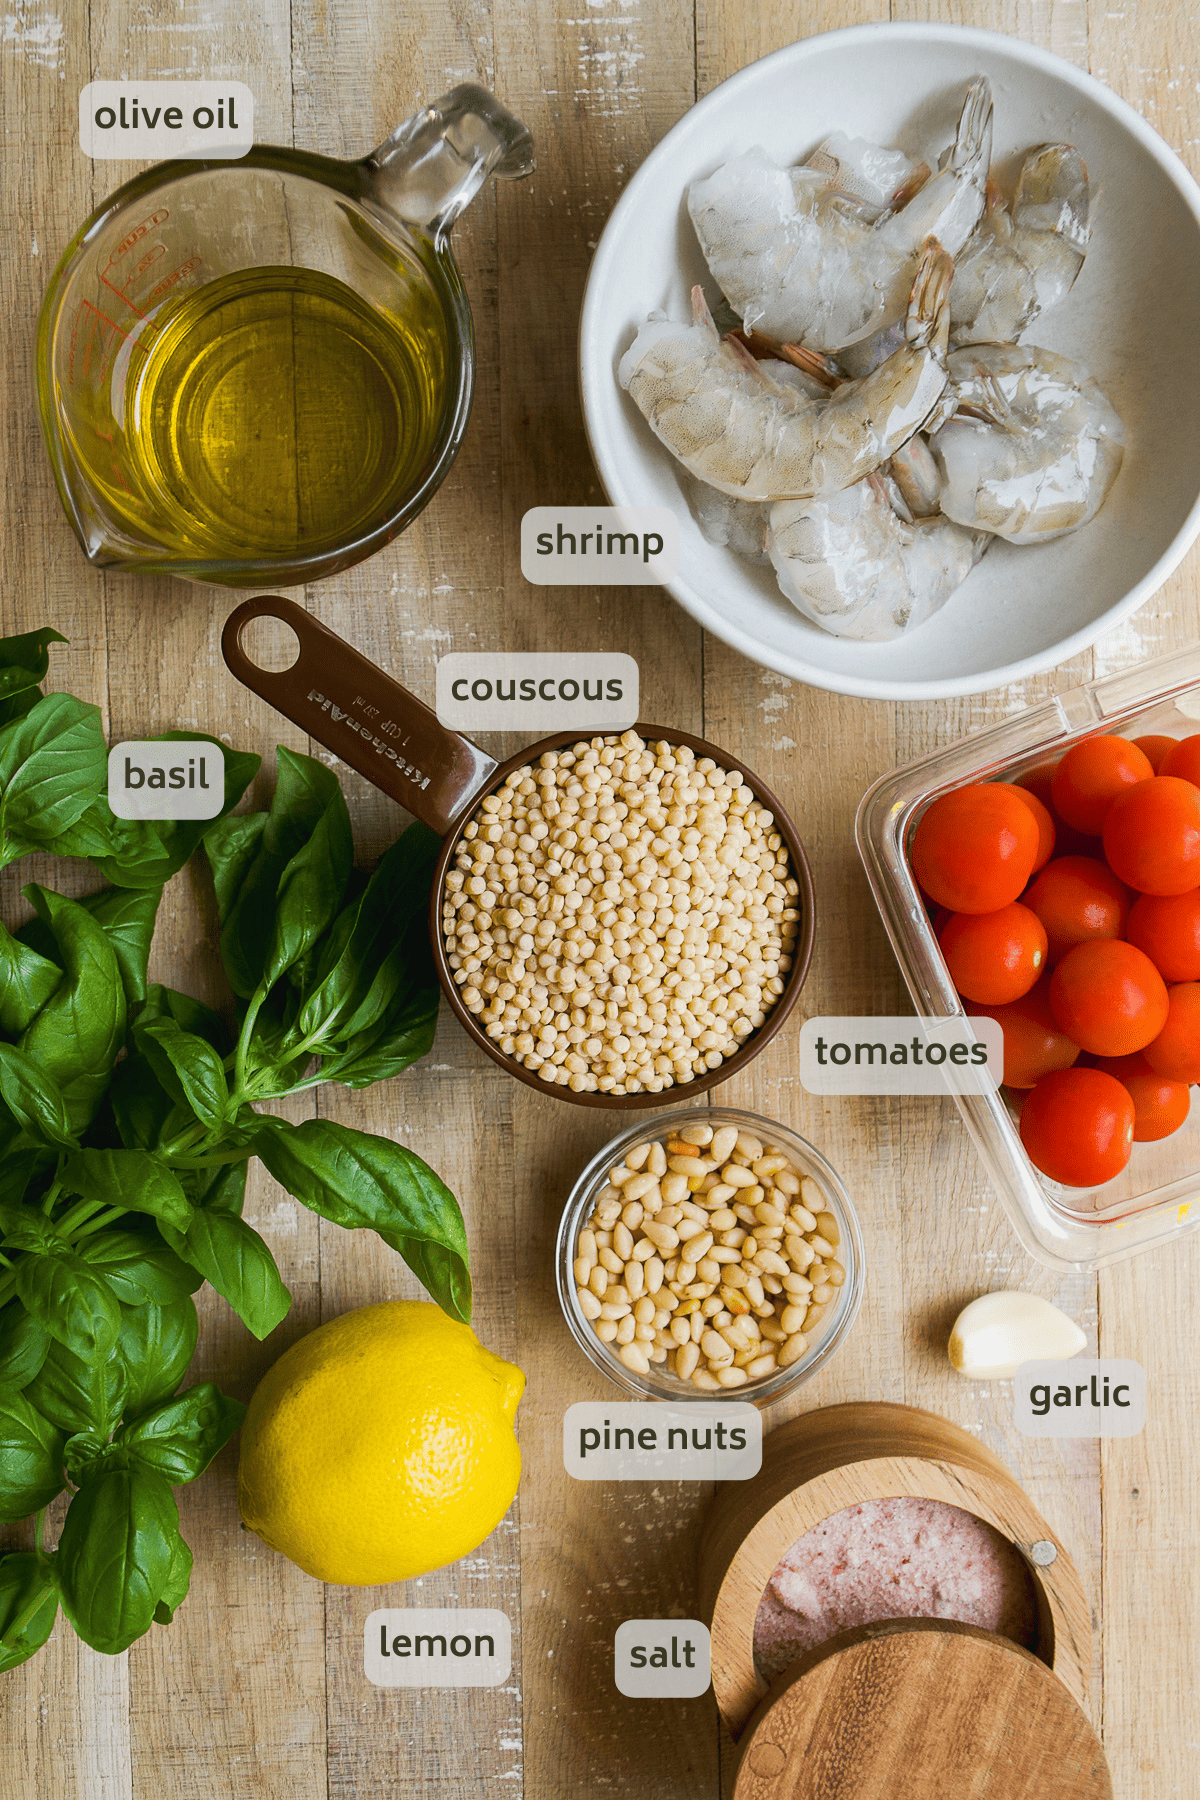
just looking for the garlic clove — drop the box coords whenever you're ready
[948,1291,1087,1380]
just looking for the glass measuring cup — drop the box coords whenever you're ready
[36,85,533,587]
[221,596,817,1107]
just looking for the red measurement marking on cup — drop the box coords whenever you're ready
[145,255,202,304]
[100,207,172,319]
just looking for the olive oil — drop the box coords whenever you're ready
[123,265,449,560]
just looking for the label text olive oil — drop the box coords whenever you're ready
[121,265,449,560]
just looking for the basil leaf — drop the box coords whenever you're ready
[0,626,64,699]
[253,1116,471,1322]
[0,1147,52,1208]
[294,822,441,1047]
[118,1296,199,1417]
[0,693,108,863]
[63,1430,109,1485]
[153,1531,192,1625]
[135,1016,229,1131]
[18,886,126,1134]
[24,1333,128,1438]
[318,986,440,1089]
[0,1551,59,1672]
[78,887,162,1014]
[0,1386,66,1520]
[262,786,354,992]
[120,1382,245,1484]
[57,1465,179,1654]
[160,1211,291,1340]
[60,1148,194,1232]
[212,749,349,999]
[204,811,266,926]
[0,1305,51,1390]
[76,1231,201,1305]
[15,1252,123,1359]
[0,924,61,1036]
[0,1205,63,1253]
[0,1044,77,1148]
[138,982,233,1055]
[88,736,260,891]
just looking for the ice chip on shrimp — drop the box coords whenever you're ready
[767,476,990,641]
[929,344,1125,543]
[951,144,1090,346]
[686,77,993,350]
[618,240,952,502]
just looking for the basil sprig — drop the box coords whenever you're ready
[0,628,470,1675]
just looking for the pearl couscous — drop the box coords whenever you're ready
[441,731,801,1093]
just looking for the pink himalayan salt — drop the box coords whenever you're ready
[753,1496,1039,1681]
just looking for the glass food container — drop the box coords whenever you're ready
[556,1106,864,1404]
[857,643,1200,1271]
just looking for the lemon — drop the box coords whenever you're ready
[237,1301,524,1586]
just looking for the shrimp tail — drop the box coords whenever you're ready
[950,75,994,180]
[904,239,953,361]
[690,284,720,340]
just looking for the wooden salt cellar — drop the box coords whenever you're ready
[697,1403,1096,1749]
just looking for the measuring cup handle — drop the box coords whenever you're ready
[221,597,498,835]
[364,83,534,237]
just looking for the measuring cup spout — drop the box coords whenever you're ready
[365,84,534,238]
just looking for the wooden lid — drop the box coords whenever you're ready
[733,1620,1112,1800]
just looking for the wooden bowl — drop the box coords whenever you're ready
[697,1401,1093,1739]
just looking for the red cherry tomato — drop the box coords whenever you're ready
[1049,940,1169,1056]
[993,782,1055,873]
[1050,736,1153,835]
[1015,760,1096,856]
[938,903,1047,1004]
[969,974,1080,1088]
[1126,888,1200,982]
[910,785,1040,914]
[1143,983,1200,1083]
[1019,1068,1135,1186]
[1090,1052,1191,1142]
[1023,855,1131,965]
[1133,734,1178,774]
[1102,777,1200,895]
[1159,733,1200,785]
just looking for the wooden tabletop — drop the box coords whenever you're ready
[2,2,1197,1795]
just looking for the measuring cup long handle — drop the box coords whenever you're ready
[221,597,498,835]
[365,84,534,237]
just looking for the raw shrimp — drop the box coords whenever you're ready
[929,344,1125,543]
[766,475,990,641]
[950,145,1090,345]
[617,241,952,501]
[686,77,992,350]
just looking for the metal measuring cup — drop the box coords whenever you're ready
[222,597,815,1108]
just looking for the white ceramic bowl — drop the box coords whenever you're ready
[580,24,1200,700]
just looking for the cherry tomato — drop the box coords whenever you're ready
[1090,1052,1191,1142]
[994,782,1055,873]
[1143,983,1200,1083]
[1023,855,1131,965]
[1126,888,1200,982]
[938,903,1047,1004]
[968,974,1079,1088]
[1019,1067,1134,1186]
[910,785,1040,914]
[1158,733,1200,785]
[1102,777,1200,895]
[1049,939,1169,1056]
[1050,735,1153,835]
[1015,760,1096,856]
[1133,734,1178,773]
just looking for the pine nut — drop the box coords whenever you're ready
[789,1204,818,1232]
[717,1365,748,1387]
[634,1296,656,1325]
[696,1257,721,1284]
[670,1316,691,1346]
[701,1330,734,1366]
[687,1232,715,1263]
[745,1274,766,1309]
[615,1316,636,1343]
[660,1173,689,1204]
[618,1342,650,1373]
[809,1235,836,1260]
[599,1301,630,1320]
[632,1238,656,1263]
[692,1368,722,1390]
[780,1303,807,1336]
[708,1208,737,1231]
[648,1142,667,1176]
[613,1223,634,1259]
[680,1122,714,1146]
[588,1267,608,1298]
[816,1212,841,1246]
[600,1246,623,1274]
[668,1154,710,1178]
[676,1341,700,1380]
[598,1319,620,1343]
[754,1201,786,1228]
[625,1260,645,1298]
[573,1256,593,1285]
[625,1143,651,1171]
[723,1164,755,1187]
[745,1352,777,1379]
[736,1133,764,1160]
[635,1323,655,1343]
[675,1216,706,1242]
[579,1229,598,1262]
[778,1332,808,1367]
[578,1287,602,1320]
[642,1222,679,1252]
[710,1125,739,1163]
[624,1171,658,1202]
[827,1260,846,1287]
